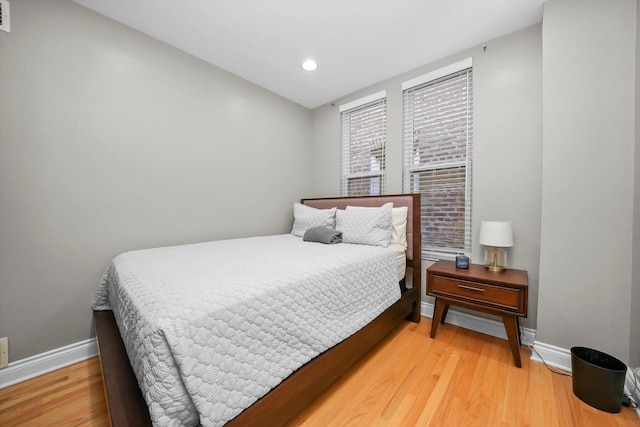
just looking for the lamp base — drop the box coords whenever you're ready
[484,247,508,272]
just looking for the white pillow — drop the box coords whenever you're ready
[291,203,336,237]
[348,205,408,250]
[337,202,393,247]
[390,206,408,250]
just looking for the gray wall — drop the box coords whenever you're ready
[631,0,640,368]
[310,25,543,330]
[0,0,311,361]
[538,0,636,362]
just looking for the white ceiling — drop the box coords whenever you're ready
[73,0,544,109]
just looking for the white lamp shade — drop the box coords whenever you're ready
[479,221,513,247]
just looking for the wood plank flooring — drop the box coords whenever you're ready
[1,319,638,426]
[0,353,109,426]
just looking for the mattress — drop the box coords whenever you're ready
[92,234,400,426]
[389,243,407,280]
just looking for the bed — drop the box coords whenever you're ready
[93,194,421,426]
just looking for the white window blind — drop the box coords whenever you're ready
[402,62,473,260]
[340,92,387,196]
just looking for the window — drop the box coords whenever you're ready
[340,91,387,196]
[402,59,473,260]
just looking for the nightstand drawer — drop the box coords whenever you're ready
[431,276,521,311]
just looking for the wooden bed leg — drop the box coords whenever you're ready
[408,266,422,323]
[410,293,421,323]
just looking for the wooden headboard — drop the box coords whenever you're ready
[301,194,421,291]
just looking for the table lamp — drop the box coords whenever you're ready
[479,220,513,272]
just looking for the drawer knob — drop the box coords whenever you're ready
[457,284,485,292]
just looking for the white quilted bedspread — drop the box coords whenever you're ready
[92,234,400,426]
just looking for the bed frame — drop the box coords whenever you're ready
[94,194,421,426]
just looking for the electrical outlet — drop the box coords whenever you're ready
[0,337,7,368]
[0,0,10,33]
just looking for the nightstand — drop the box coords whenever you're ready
[426,260,529,367]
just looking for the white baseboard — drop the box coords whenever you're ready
[0,338,97,389]
[530,340,572,371]
[420,300,536,346]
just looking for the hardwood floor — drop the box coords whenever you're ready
[290,321,640,427]
[0,354,109,426]
[1,319,638,426]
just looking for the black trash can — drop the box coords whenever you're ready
[571,346,627,413]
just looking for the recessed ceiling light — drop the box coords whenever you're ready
[302,59,317,71]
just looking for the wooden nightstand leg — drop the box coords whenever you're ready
[430,299,449,338]
[440,304,450,324]
[502,314,522,368]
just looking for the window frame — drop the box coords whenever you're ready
[340,90,387,197]
[402,59,473,261]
